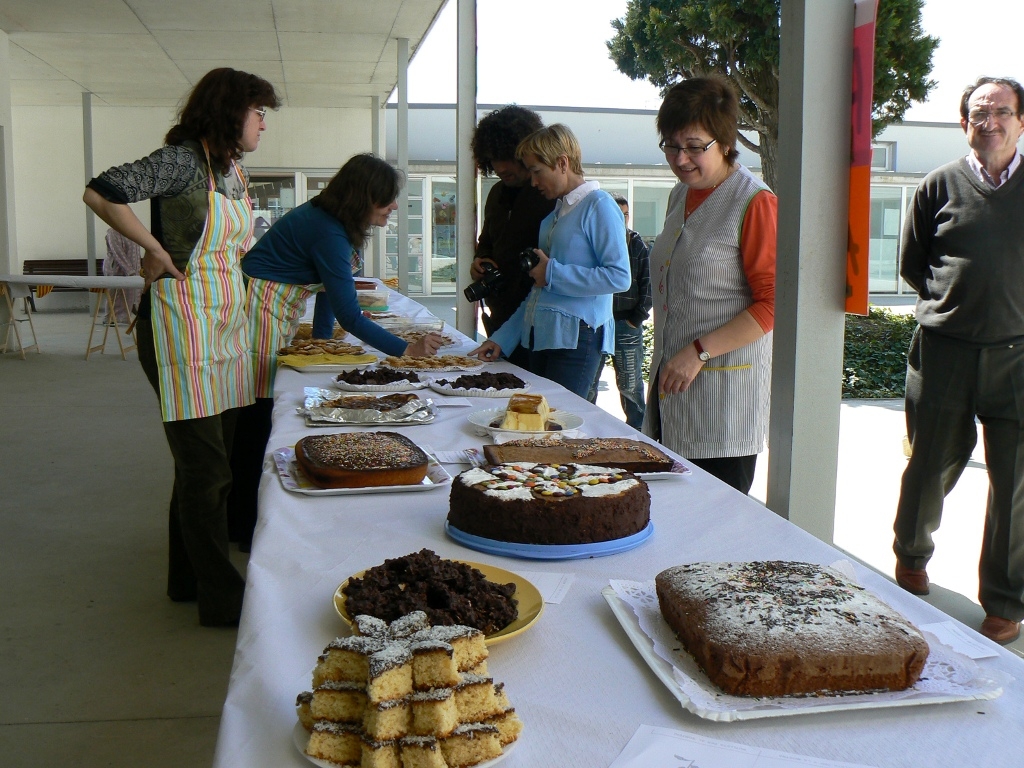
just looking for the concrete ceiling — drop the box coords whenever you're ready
[0,0,446,108]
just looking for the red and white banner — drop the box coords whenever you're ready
[845,0,879,315]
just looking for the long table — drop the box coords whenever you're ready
[214,292,1024,768]
[0,274,142,359]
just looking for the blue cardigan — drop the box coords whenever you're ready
[241,202,406,356]
[491,188,630,355]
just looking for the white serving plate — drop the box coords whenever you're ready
[466,407,584,440]
[428,380,530,398]
[603,582,1007,722]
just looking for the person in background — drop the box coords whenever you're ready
[644,76,777,495]
[102,227,142,324]
[594,193,652,429]
[470,124,630,399]
[469,105,555,367]
[83,68,279,627]
[892,77,1024,645]
[229,154,442,549]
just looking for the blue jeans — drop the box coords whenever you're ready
[529,321,605,402]
[612,319,647,429]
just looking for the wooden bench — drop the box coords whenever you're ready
[23,258,104,290]
[21,259,105,309]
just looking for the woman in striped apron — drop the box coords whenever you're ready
[84,68,279,626]
[643,76,778,494]
[230,154,443,547]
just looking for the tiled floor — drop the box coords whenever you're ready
[1,305,1019,768]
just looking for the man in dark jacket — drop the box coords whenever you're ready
[470,106,555,367]
[604,194,652,428]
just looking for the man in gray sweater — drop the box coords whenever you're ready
[893,77,1024,645]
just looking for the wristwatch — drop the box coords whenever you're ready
[693,338,711,362]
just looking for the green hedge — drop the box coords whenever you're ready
[842,307,916,398]
[631,307,915,399]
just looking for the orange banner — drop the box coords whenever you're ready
[845,0,879,315]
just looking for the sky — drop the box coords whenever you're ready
[402,0,1024,124]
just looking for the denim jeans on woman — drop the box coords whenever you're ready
[529,321,605,402]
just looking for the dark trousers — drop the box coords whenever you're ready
[529,321,605,402]
[138,314,246,626]
[894,327,1024,622]
[689,455,758,495]
[227,398,275,551]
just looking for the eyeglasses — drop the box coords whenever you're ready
[252,107,268,121]
[967,107,1018,125]
[659,138,717,158]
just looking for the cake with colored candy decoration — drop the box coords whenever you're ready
[448,463,651,545]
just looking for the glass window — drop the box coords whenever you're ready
[385,175,426,292]
[868,186,904,293]
[249,175,296,240]
[597,179,628,202]
[632,180,677,245]
[430,177,458,294]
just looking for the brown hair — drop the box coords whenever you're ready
[472,105,544,174]
[165,68,280,174]
[960,76,1024,121]
[656,76,740,165]
[311,154,404,250]
[515,123,584,176]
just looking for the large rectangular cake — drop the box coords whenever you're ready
[483,437,674,474]
[655,561,930,697]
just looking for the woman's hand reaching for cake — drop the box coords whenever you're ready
[469,340,503,362]
[404,332,444,357]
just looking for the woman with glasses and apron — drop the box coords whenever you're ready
[83,68,280,627]
[644,77,777,496]
[229,154,444,548]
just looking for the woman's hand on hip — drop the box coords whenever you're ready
[141,247,185,290]
[468,340,503,362]
[659,345,704,394]
[405,333,444,357]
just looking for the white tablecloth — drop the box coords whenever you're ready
[214,291,1024,768]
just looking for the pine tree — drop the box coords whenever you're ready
[608,0,938,189]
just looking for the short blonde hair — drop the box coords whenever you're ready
[515,123,584,175]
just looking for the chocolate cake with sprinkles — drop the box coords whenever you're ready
[655,561,930,697]
[448,462,650,545]
[294,431,429,488]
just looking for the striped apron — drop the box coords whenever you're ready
[245,278,322,398]
[644,165,772,459]
[149,154,254,422]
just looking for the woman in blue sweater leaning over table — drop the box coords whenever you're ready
[469,124,631,400]
[229,153,442,549]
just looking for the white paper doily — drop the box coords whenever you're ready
[606,578,1009,721]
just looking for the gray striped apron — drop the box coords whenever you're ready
[643,165,772,459]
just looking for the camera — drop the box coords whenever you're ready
[463,261,507,302]
[518,248,540,273]
[463,249,541,303]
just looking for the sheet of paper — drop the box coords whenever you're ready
[919,621,999,660]
[516,571,574,604]
[429,448,483,465]
[430,397,472,407]
[610,725,876,768]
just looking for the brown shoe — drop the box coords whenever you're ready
[894,561,930,595]
[980,615,1021,645]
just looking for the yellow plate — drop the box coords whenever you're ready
[333,560,544,646]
